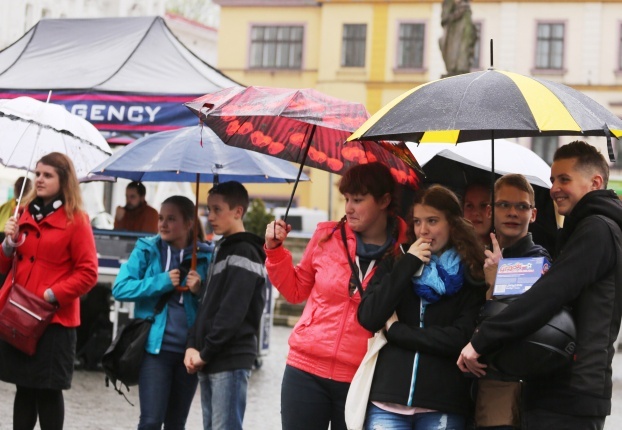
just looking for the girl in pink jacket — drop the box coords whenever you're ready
[266,162,409,430]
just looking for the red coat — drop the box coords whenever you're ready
[0,206,98,327]
[265,218,408,382]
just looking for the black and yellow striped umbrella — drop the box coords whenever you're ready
[348,68,622,144]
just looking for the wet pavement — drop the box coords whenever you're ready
[0,325,620,429]
[0,326,291,430]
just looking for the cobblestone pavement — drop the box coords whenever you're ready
[0,326,620,429]
[0,326,291,430]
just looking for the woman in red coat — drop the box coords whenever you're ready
[0,152,98,430]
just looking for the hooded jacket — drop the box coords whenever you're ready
[265,218,408,383]
[501,232,550,260]
[113,235,212,354]
[187,232,266,373]
[471,189,622,417]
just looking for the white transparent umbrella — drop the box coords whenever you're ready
[406,139,551,189]
[0,95,112,182]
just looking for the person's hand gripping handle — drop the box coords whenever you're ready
[265,220,292,249]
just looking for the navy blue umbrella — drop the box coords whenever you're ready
[91,125,308,284]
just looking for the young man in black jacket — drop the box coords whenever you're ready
[185,181,266,430]
[458,141,622,430]
[475,174,551,429]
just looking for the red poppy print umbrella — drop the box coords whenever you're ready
[185,86,422,218]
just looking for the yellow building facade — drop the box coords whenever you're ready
[215,0,622,215]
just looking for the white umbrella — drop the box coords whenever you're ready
[0,96,112,180]
[406,139,551,189]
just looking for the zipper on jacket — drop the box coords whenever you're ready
[407,301,426,406]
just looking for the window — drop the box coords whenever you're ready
[472,23,482,69]
[249,25,303,69]
[536,23,564,69]
[397,23,425,69]
[342,24,367,67]
[531,136,559,165]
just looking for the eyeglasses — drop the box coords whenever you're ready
[493,202,534,212]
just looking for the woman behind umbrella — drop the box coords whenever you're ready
[357,185,486,430]
[113,195,212,430]
[0,152,98,430]
[265,162,409,430]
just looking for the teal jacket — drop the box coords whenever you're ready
[112,235,212,354]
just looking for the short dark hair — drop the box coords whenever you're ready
[208,181,249,215]
[127,181,147,197]
[338,162,398,215]
[494,174,535,205]
[553,141,609,188]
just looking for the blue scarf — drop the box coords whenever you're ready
[412,247,464,304]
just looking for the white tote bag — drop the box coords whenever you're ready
[344,330,388,430]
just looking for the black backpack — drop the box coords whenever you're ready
[101,292,171,404]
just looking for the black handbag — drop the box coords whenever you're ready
[101,292,172,402]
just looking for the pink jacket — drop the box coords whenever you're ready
[265,219,408,382]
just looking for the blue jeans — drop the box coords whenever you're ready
[198,369,251,430]
[138,351,199,430]
[365,403,466,430]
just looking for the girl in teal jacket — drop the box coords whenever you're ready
[113,195,212,430]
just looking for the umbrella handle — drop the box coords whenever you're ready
[177,174,200,293]
[274,124,316,240]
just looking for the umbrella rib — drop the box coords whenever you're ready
[4,115,111,155]
[452,72,487,129]
[1,117,37,165]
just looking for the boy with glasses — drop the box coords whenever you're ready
[474,174,551,429]
[459,141,622,430]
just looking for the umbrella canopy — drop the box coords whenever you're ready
[90,126,309,184]
[349,68,622,144]
[185,86,422,188]
[408,139,552,189]
[0,96,112,179]
[91,125,309,288]
[408,138,558,256]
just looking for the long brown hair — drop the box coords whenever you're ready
[411,185,485,281]
[21,152,84,221]
[161,195,205,246]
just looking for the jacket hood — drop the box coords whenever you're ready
[563,190,622,236]
[136,235,213,259]
[220,231,266,260]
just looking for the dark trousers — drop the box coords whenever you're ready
[137,350,199,430]
[280,364,350,430]
[522,409,605,430]
[14,387,64,430]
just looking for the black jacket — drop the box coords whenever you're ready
[187,232,266,373]
[501,232,550,260]
[472,190,622,416]
[358,253,486,415]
